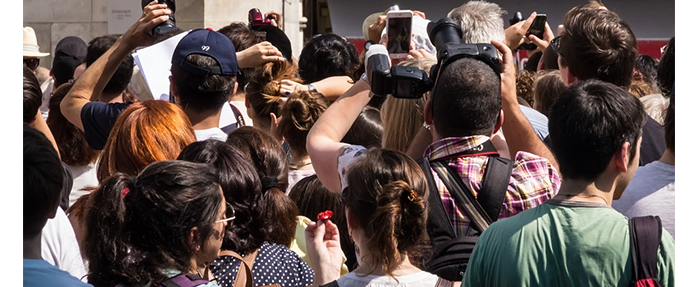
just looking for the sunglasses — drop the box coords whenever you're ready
[550,36,562,58]
[216,202,236,224]
[24,58,40,70]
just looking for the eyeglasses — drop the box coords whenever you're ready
[24,58,40,70]
[550,36,563,58]
[215,202,236,224]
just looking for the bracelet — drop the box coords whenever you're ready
[307,84,317,94]
[423,122,431,130]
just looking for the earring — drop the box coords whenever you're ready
[196,245,200,251]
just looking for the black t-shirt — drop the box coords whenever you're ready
[81,101,133,150]
[639,114,666,166]
[543,114,666,166]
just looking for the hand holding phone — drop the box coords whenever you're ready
[386,10,413,59]
[520,14,546,50]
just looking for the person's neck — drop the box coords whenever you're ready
[230,92,245,102]
[289,151,312,170]
[553,178,614,206]
[23,236,42,260]
[659,149,674,166]
[185,109,222,131]
[353,251,420,277]
[351,230,421,277]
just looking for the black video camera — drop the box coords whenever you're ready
[365,17,500,99]
[249,8,273,27]
[142,0,177,37]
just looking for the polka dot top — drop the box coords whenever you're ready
[210,241,314,287]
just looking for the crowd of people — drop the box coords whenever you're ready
[23,0,675,286]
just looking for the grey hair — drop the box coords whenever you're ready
[447,0,506,44]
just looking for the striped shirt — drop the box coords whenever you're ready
[424,136,561,236]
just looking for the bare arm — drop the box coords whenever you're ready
[491,39,559,171]
[306,80,372,193]
[60,1,171,131]
[280,76,354,102]
[30,110,60,160]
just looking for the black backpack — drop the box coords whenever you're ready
[419,150,513,281]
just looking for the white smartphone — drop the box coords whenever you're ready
[386,10,413,59]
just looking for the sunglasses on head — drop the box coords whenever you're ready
[24,58,40,70]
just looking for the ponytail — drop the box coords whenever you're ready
[84,174,133,287]
[365,180,427,275]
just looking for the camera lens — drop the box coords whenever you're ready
[427,18,462,51]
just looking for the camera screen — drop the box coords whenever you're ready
[388,16,412,54]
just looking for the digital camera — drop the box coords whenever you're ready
[365,17,500,99]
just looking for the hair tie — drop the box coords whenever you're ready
[261,176,280,192]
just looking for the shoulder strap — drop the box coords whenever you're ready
[629,216,663,285]
[160,273,210,287]
[229,102,246,128]
[431,160,491,233]
[218,250,254,287]
[477,156,514,223]
[419,157,457,240]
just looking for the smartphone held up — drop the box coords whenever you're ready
[520,14,546,50]
[386,10,413,59]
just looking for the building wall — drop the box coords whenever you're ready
[23,0,305,70]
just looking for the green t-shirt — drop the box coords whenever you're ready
[462,200,675,287]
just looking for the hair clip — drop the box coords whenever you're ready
[317,210,333,221]
[407,190,419,202]
[121,187,130,199]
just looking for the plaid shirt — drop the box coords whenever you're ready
[424,135,561,236]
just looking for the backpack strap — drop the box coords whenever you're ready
[419,157,457,241]
[629,216,663,286]
[160,273,210,287]
[476,156,514,223]
[431,160,491,233]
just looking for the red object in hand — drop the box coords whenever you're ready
[317,210,333,221]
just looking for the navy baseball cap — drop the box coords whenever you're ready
[172,28,238,77]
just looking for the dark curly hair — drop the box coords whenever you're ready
[298,33,360,83]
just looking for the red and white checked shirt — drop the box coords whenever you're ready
[423,135,561,236]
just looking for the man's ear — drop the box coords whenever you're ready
[169,76,178,100]
[559,64,578,87]
[493,109,504,135]
[228,82,239,101]
[613,142,632,173]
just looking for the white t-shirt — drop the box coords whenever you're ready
[287,168,317,195]
[41,207,88,282]
[67,163,99,207]
[336,271,439,287]
[195,127,228,142]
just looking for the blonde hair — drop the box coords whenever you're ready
[380,57,436,152]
